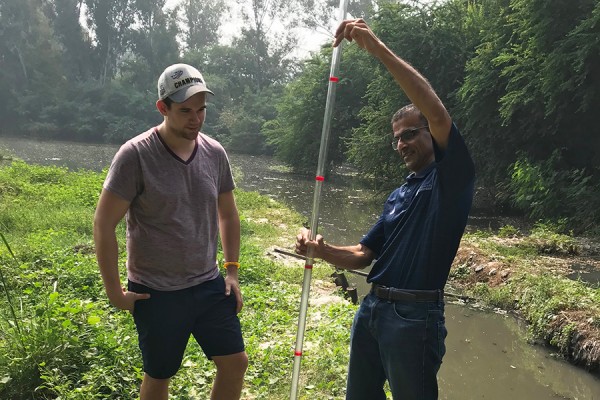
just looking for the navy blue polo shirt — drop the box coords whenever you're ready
[360,122,475,290]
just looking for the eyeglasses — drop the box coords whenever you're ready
[391,125,429,150]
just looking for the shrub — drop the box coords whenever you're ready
[507,151,600,234]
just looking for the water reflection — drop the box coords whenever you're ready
[1,136,599,399]
[441,304,599,399]
[0,136,119,172]
[230,154,384,246]
[568,262,600,287]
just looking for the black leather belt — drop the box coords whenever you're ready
[372,285,443,302]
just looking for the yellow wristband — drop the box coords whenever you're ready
[223,261,240,269]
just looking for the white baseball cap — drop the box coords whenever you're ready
[157,63,214,103]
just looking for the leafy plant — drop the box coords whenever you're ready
[0,232,25,354]
[0,162,358,399]
[525,221,579,255]
[498,224,520,238]
[507,151,600,233]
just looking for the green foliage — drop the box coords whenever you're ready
[0,161,101,241]
[0,0,68,135]
[523,221,579,255]
[0,162,356,399]
[267,0,479,179]
[506,152,600,233]
[264,52,338,173]
[498,224,520,238]
[456,0,515,184]
[507,152,560,218]
[471,282,515,311]
[513,273,595,340]
[346,0,480,189]
[0,0,307,153]
[457,0,600,217]
[469,270,599,349]
[549,322,577,353]
[2,0,600,232]
[471,236,537,260]
[0,227,129,399]
[218,89,277,155]
[449,262,471,280]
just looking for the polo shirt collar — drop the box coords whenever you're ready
[406,161,436,181]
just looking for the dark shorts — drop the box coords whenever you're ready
[128,275,245,379]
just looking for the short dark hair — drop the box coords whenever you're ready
[161,97,174,109]
[391,104,427,126]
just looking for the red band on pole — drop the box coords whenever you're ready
[329,76,339,82]
[315,176,325,181]
[304,264,313,269]
[295,351,302,356]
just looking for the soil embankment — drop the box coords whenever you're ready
[450,234,600,372]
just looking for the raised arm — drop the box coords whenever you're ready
[334,18,452,149]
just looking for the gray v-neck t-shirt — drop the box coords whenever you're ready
[103,127,235,291]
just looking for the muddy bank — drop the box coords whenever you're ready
[450,234,600,372]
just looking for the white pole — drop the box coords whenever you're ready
[289,0,350,398]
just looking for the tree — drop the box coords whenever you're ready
[537,0,600,171]
[181,0,227,52]
[264,41,371,174]
[264,53,334,172]
[83,0,136,84]
[120,0,180,89]
[457,0,600,184]
[455,0,513,184]
[233,0,309,90]
[0,0,66,136]
[345,0,479,187]
[48,0,94,80]
[296,0,377,44]
[190,0,307,153]
[265,1,475,176]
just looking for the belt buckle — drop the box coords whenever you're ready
[383,286,410,302]
[385,286,393,302]
[376,285,393,302]
[391,287,417,302]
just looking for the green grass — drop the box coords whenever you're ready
[0,161,357,399]
[457,224,600,368]
[5,162,597,397]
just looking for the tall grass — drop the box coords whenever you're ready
[0,232,25,353]
[0,161,356,399]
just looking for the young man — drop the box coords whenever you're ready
[94,63,248,400]
[296,19,475,399]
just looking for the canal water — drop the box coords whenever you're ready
[1,136,599,399]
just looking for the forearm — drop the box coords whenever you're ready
[219,214,241,276]
[94,225,123,299]
[93,188,132,308]
[374,43,449,125]
[315,243,373,271]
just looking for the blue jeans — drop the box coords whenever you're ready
[346,293,447,400]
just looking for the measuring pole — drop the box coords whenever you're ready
[289,0,349,398]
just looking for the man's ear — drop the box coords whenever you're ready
[156,100,168,116]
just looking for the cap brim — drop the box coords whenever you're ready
[168,84,214,103]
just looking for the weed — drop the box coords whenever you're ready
[0,162,356,399]
[498,224,520,238]
[524,221,579,255]
[471,282,515,311]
